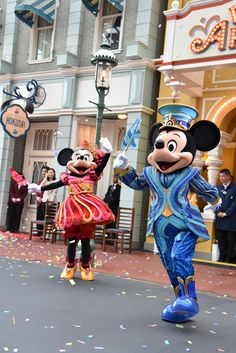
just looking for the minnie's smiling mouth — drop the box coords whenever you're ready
[76,166,89,173]
[157,161,178,171]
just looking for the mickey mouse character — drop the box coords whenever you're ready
[28,138,115,281]
[114,104,221,323]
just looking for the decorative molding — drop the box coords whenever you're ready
[212,69,236,84]
[201,97,222,120]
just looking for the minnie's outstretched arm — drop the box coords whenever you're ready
[95,137,113,177]
[28,180,64,193]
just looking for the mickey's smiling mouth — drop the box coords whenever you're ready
[157,161,178,171]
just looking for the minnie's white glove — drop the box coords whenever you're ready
[28,183,41,194]
[113,153,129,169]
[100,137,113,153]
[204,198,222,212]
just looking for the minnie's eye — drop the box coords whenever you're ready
[167,140,177,152]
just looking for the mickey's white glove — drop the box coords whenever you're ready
[100,137,113,153]
[113,153,129,169]
[204,198,222,212]
[28,183,41,194]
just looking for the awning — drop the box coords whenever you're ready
[82,0,124,16]
[15,0,56,27]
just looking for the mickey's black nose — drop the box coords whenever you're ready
[155,139,165,149]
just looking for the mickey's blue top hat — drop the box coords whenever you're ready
[158,104,199,131]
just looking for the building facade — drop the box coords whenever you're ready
[0,0,168,249]
[154,0,236,260]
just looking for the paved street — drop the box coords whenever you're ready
[0,257,235,353]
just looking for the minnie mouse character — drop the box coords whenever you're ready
[114,104,221,323]
[28,137,115,281]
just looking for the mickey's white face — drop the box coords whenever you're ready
[147,129,193,174]
[67,148,96,175]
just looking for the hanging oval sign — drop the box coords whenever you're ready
[0,104,30,138]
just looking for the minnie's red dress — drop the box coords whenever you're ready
[55,171,115,239]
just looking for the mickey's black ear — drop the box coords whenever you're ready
[57,148,74,166]
[189,121,220,152]
[149,123,163,148]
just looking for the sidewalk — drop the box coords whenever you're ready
[0,232,236,298]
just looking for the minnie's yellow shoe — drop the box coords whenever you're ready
[80,263,94,281]
[60,264,77,280]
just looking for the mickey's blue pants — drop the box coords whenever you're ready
[154,215,198,290]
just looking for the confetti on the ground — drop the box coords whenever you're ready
[65,342,72,346]
[187,340,192,345]
[49,275,54,279]
[120,324,126,330]
[176,324,184,329]
[77,340,85,344]
[69,279,76,285]
[209,330,216,334]
[94,347,104,350]
[164,340,170,345]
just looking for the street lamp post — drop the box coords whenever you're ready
[91,40,118,146]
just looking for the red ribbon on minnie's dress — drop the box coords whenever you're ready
[9,168,28,186]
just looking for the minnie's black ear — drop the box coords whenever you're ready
[149,123,162,148]
[57,148,74,166]
[189,121,220,152]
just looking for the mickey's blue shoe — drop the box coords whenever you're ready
[162,303,191,322]
[162,277,199,323]
[172,276,199,318]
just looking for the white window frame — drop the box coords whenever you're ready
[93,0,125,54]
[28,14,56,64]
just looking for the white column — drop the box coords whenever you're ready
[205,146,223,186]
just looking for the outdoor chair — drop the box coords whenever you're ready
[94,225,105,245]
[102,207,135,253]
[29,201,60,242]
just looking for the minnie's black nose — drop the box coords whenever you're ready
[155,139,165,149]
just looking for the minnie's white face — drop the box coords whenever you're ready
[147,130,193,174]
[67,148,96,175]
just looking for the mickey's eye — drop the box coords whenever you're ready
[76,155,81,160]
[84,155,88,161]
[167,140,177,152]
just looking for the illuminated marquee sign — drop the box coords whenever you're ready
[191,4,236,53]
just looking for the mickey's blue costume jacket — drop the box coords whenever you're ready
[121,165,219,239]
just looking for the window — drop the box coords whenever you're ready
[29,16,54,61]
[98,0,124,51]
[33,129,55,150]
[77,125,96,146]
